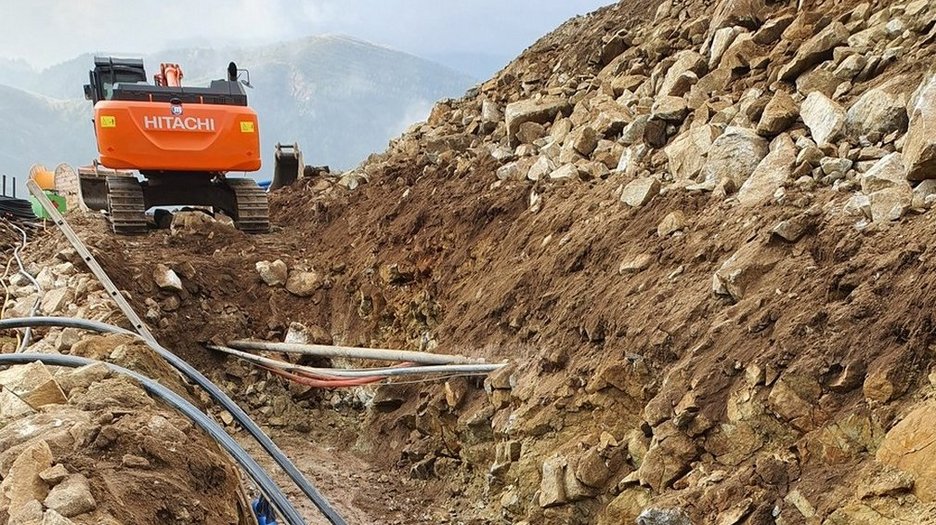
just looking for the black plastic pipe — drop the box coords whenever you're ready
[0,352,306,525]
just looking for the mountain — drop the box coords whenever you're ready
[0,35,476,185]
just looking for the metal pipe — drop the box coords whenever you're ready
[0,353,305,525]
[0,316,347,525]
[228,339,486,365]
[211,345,506,378]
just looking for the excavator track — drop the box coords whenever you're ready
[105,176,148,234]
[227,178,270,233]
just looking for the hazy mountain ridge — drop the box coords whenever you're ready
[0,35,476,181]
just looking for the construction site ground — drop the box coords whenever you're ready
[8,0,936,523]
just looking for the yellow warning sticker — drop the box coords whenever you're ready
[100,116,116,128]
[240,121,255,133]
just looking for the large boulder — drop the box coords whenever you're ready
[665,125,720,181]
[700,127,769,187]
[621,178,661,207]
[737,133,797,206]
[756,91,799,136]
[904,75,936,180]
[877,400,936,502]
[778,22,850,81]
[505,97,571,146]
[845,86,908,139]
[861,153,906,193]
[801,92,846,145]
[658,51,707,97]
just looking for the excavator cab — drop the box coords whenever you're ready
[80,56,269,234]
[84,57,148,103]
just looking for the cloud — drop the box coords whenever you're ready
[0,0,613,68]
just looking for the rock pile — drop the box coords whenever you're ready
[287,0,936,523]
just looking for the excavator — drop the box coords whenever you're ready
[79,57,299,233]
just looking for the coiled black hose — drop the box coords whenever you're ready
[0,316,347,525]
[0,196,37,222]
[0,352,306,525]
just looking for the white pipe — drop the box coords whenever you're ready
[209,345,505,377]
[227,339,486,365]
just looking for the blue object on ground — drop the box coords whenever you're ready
[253,496,277,525]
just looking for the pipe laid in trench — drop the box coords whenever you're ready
[0,352,306,525]
[228,339,488,365]
[211,344,506,378]
[0,317,347,525]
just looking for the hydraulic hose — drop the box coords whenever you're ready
[0,316,347,525]
[0,352,305,525]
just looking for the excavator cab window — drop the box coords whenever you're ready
[85,57,147,103]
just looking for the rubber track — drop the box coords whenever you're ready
[105,176,148,234]
[228,178,270,233]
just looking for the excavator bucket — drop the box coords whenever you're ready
[270,143,303,190]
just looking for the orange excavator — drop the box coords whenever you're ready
[80,57,277,233]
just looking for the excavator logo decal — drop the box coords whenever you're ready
[142,116,216,132]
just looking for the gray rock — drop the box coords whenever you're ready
[701,127,769,188]
[40,288,72,315]
[834,53,868,80]
[845,86,908,139]
[737,134,797,207]
[256,260,288,287]
[637,508,693,525]
[709,26,746,68]
[861,153,906,193]
[621,178,661,207]
[620,115,650,145]
[549,164,581,180]
[904,75,936,180]
[912,179,936,208]
[779,22,850,81]
[153,264,183,292]
[479,99,502,134]
[801,92,846,145]
[44,474,95,518]
[527,156,556,181]
[772,217,809,242]
[820,157,853,176]
[869,183,912,222]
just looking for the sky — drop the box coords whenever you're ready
[0,0,614,78]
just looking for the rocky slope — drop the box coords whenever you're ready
[8,0,936,524]
[265,0,936,522]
